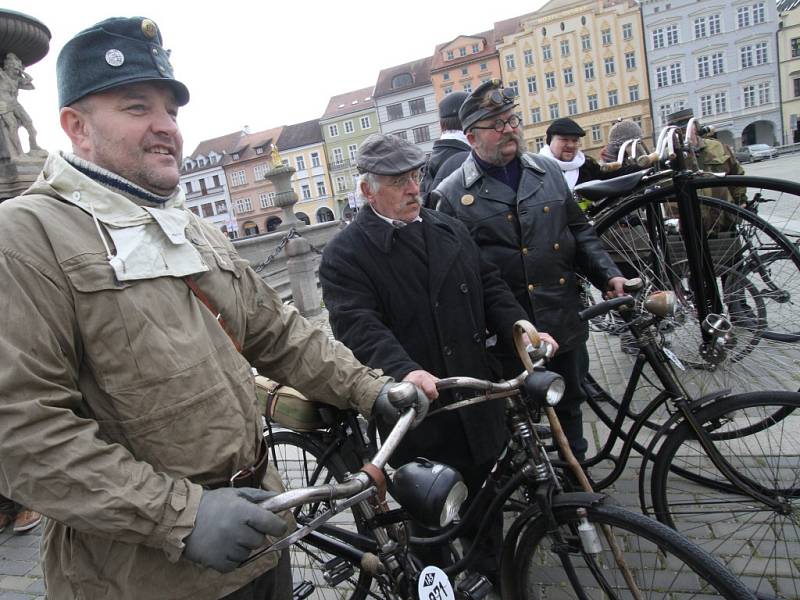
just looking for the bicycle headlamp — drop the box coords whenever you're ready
[524,368,565,407]
[392,459,468,529]
[644,291,676,318]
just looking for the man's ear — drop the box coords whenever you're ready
[466,129,476,147]
[59,106,91,154]
[359,179,373,203]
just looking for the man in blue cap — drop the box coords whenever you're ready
[0,17,426,600]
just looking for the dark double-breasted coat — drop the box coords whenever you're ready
[320,206,528,467]
[434,153,621,356]
[420,138,471,208]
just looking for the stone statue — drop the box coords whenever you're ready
[0,52,43,157]
[270,144,283,167]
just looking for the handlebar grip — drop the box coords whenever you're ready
[578,295,635,322]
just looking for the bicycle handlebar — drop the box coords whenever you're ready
[578,295,635,322]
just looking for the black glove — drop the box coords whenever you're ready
[374,381,429,428]
[183,487,288,573]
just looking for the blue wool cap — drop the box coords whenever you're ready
[56,16,189,108]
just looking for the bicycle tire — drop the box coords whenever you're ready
[510,499,755,599]
[592,178,800,397]
[651,391,800,600]
[266,429,377,600]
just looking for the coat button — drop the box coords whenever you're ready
[559,277,566,285]
[553,242,560,250]
[543,206,550,213]
[528,284,535,292]
[443,346,453,356]
[459,283,469,293]
[506,213,514,221]
[521,247,528,255]
[434,301,440,308]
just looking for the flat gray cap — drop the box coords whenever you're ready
[356,133,426,176]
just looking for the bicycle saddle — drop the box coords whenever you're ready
[574,170,647,202]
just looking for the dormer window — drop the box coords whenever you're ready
[255,147,264,155]
[391,73,413,89]
[232,152,240,160]
[446,50,454,60]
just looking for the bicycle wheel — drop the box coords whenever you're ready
[651,392,800,600]
[511,498,755,599]
[267,429,378,600]
[593,178,800,396]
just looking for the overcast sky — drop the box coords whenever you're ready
[6,0,547,157]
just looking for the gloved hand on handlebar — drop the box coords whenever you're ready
[374,381,429,428]
[183,487,288,573]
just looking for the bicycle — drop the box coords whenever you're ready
[575,122,800,396]
[568,280,800,599]
[260,321,758,600]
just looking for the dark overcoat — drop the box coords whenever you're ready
[320,206,527,467]
[434,152,621,354]
[420,138,470,207]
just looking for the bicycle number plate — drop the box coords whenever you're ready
[662,346,686,371]
[418,566,455,600]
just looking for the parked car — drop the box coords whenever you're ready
[735,144,778,163]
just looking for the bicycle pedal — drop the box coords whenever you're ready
[322,556,355,586]
[456,572,493,600]
[292,581,314,600]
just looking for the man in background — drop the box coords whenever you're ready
[420,92,470,207]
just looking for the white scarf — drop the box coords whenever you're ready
[539,145,586,191]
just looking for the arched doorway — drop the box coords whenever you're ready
[741,120,776,146]
[316,207,335,223]
[242,221,259,236]
[266,216,282,232]
[295,212,310,225]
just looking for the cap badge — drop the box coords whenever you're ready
[105,49,125,67]
[461,194,474,206]
[141,19,158,39]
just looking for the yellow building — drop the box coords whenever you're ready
[778,2,800,144]
[498,0,653,158]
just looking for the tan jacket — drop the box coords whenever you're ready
[0,154,386,599]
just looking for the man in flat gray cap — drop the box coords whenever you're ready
[320,132,556,587]
[0,17,426,600]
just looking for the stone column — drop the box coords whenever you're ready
[285,237,320,317]
[264,163,303,231]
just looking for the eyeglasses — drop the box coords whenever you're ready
[480,86,516,109]
[385,170,421,188]
[472,114,521,133]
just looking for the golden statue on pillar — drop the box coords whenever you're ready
[270,144,283,167]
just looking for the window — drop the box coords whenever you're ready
[666,24,679,46]
[480,63,487,71]
[348,144,358,161]
[700,95,713,117]
[531,107,541,123]
[524,49,533,66]
[234,197,252,213]
[697,55,710,79]
[625,51,636,70]
[443,72,451,81]
[185,181,193,194]
[737,6,750,28]
[795,77,800,98]
[545,72,556,90]
[336,176,346,193]
[793,38,800,58]
[412,126,430,144]
[584,61,595,80]
[472,43,480,53]
[753,2,765,24]
[581,35,591,51]
[316,180,326,197]
[259,193,273,209]
[343,120,354,134]
[670,62,683,85]
[608,89,619,106]
[230,170,247,187]
[743,85,756,108]
[622,23,633,41]
[409,98,426,115]
[311,152,320,168]
[509,80,519,96]
[332,148,343,165]
[386,103,404,121]
[527,76,538,94]
[328,124,339,137]
[652,28,665,49]
[444,86,452,95]
[629,84,640,102]
[588,94,598,111]
[567,98,578,115]
[459,47,467,57]
[505,54,516,70]
[542,44,552,61]
[215,200,227,213]
[253,163,268,180]
[463,83,472,93]
[709,14,721,35]
[601,29,612,46]
[188,206,199,216]
[714,91,727,114]
[712,52,725,75]
[296,156,306,171]
[549,103,560,120]
[301,184,311,200]
[755,41,768,65]
[656,66,668,88]
[391,73,412,88]
[560,40,570,57]
[694,17,706,39]
[461,66,468,76]
[563,67,574,85]
[759,81,771,104]
[604,57,616,76]
[446,50,454,60]
[201,203,214,218]
[592,124,602,142]
[534,136,545,151]
[212,175,220,187]
[741,45,753,68]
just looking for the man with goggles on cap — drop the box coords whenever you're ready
[0,16,427,600]
[432,80,626,462]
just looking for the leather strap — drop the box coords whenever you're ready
[359,463,387,503]
[205,438,270,490]
[183,275,242,352]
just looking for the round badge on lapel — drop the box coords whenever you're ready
[141,19,158,39]
[461,194,474,206]
[105,49,125,67]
